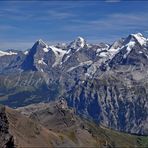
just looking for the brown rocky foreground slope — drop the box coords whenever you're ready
[0,100,148,147]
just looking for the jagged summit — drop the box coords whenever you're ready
[124,32,147,46]
[36,39,45,44]
[75,36,86,48]
[132,32,143,37]
[77,36,85,43]
[35,39,48,48]
[131,33,147,46]
[27,33,148,53]
[68,36,86,50]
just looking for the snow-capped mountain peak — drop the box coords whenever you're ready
[76,36,85,47]
[35,39,49,52]
[36,39,48,48]
[125,33,147,46]
[69,36,86,50]
[37,39,46,45]
[131,33,147,46]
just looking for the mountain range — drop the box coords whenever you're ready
[0,33,148,137]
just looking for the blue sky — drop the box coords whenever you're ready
[0,0,148,50]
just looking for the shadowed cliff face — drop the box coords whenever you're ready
[65,72,148,135]
[0,105,15,148]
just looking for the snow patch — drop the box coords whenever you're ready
[86,64,97,77]
[38,58,47,65]
[43,47,49,52]
[139,51,143,54]
[123,41,135,59]
[66,49,71,54]
[36,39,49,52]
[49,46,67,67]
[131,33,147,46]
[67,60,93,72]
[100,52,108,57]
[63,55,71,63]
[107,46,122,60]
[41,69,44,72]
[0,50,18,57]
[24,50,29,55]
[77,36,85,48]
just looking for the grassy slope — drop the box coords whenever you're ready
[84,119,148,148]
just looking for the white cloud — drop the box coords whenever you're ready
[63,13,148,32]
[47,10,75,19]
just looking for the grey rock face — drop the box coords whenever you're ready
[65,70,148,135]
[0,33,148,135]
[0,105,15,148]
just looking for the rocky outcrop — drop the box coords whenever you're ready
[0,105,15,148]
[17,100,148,147]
